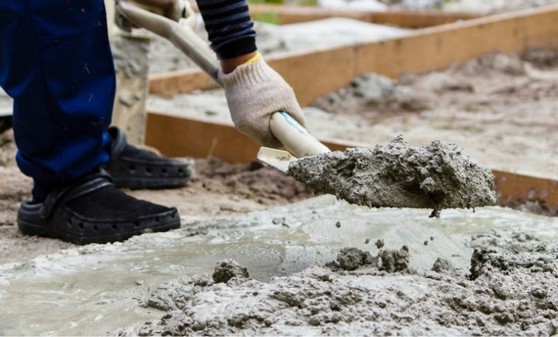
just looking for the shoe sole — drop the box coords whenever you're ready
[112,176,187,189]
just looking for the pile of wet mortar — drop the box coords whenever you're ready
[289,136,496,214]
[127,232,558,336]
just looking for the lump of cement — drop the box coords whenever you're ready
[375,239,385,249]
[470,232,558,280]
[336,247,377,271]
[380,246,410,273]
[212,259,250,283]
[288,136,496,213]
[432,258,456,273]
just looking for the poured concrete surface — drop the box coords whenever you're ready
[1,196,557,335]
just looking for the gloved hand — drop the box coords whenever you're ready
[219,53,307,148]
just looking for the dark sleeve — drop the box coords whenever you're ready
[196,0,257,59]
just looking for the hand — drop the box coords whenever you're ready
[219,53,307,148]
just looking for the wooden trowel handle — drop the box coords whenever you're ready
[116,0,221,83]
[270,112,330,157]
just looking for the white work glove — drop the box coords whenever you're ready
[219,54,307,148]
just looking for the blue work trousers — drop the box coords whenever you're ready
[0,0,115,201]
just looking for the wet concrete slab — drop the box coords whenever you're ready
[1,195,557,335]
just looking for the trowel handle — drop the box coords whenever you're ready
[270,112,330,157]
[116,0,223,84]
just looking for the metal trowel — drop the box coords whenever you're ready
[257,111,331,173]
[115,0,331,170]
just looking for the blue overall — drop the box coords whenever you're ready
[0,0,115,201]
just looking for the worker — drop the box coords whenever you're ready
[0,0,306,244]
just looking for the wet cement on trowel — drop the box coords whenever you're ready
[124,232,558,336]
[289,136,496,215]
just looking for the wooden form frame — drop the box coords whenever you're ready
[146,113,558,211]
[149,4,558,106]
[146,5,558,210]
[249,4,481,28]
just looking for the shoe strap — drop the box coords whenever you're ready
[108,126,128,158]
[40,170,114,219]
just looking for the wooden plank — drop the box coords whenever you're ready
[149,68,219,96]
[249,4,480,28]
[145,112,259,163]
[146,111,558,211]
[493,170,558,211]
[356,5,558,78]
[149,5,558,105]
[145,111,347,162]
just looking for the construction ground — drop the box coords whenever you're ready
[1,0,558,335]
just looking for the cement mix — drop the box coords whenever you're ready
[1,7,557,336]
[288,136,496,214]
[2,196,558,335]
[125,231,558,336]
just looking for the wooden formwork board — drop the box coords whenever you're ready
[493,170,558,211]
[146,111,558,211]
[149,5,558,106]
[249,4,480,28]
[145,111,347,162]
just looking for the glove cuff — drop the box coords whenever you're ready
[220,55,277,88]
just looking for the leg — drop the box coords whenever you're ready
[0,0,181,244]
[0,0,114,201]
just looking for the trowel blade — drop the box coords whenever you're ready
[257,147,298,173]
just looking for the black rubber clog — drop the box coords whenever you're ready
[103,126,192,189]
[17,170,180,244]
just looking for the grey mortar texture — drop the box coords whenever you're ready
[288,136,497,214]
[121,231,558,336]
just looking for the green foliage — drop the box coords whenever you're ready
[251,11,280,24]
[249,0,285,4]
[249,0,318,23]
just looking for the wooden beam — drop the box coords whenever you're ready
[145,111,347,162]
[149,5,558,106]
[493,170,558,212]
[355,5,558,79]
[249,4,480,28]
[149,68,219,98]
[145,112,259,162]
[146,111,558,211]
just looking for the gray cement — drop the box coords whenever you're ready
[288,136,497,215]
[127,230,558,336]
[2,197,558,335]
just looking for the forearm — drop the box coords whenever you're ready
[196,0,257,60]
